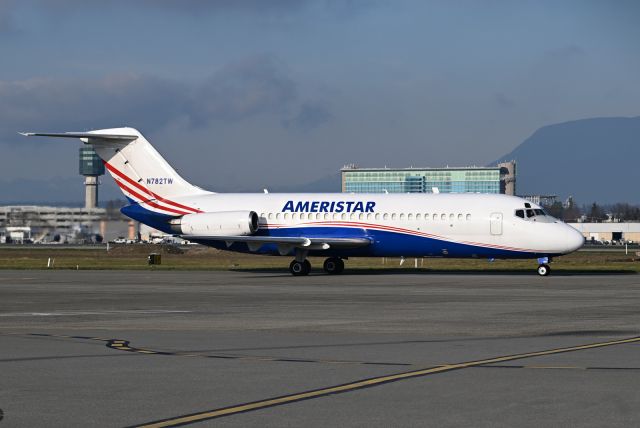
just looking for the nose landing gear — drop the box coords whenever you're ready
[537,264,551,276]
[536,257,551,276]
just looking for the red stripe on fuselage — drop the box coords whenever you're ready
[113,178,190,216]
[103,161,202,214]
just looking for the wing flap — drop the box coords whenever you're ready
[183,235,371,251]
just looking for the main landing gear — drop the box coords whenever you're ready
[289,259,311,276]
[323,257,344,275]
[288,253,345,276]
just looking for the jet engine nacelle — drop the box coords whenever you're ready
[170,211,259,236]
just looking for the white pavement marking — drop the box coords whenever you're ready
[0,310,192,317]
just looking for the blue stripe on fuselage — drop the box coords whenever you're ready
[119,203,554,259]
[199,226,553,259]
[120,200,176,234]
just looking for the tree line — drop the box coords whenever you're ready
[543,200,640,223]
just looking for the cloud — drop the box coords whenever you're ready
[0,0,16,33]
[544,45,586,61]
[0,56,331,142]
[188,56,297,126]
[493,92,516,109]
[141,0,306,14]
[0,74,185,139]
[283,102,332,131]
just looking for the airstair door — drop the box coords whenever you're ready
[490,212,503,235]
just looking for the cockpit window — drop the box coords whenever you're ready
[518,206,555,222]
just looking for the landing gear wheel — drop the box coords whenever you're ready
[537,264,551,276]
[323,257,345,274]
[290,259,311,276]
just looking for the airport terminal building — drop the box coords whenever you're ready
[341,161,516,195]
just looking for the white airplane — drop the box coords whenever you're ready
[23,127,583,276]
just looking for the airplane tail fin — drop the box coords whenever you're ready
[22,127,209,215]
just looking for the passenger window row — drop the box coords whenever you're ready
[260,212,472,222]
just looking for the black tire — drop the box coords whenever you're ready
[290,260,311,276]
[323,257,344,274]
[537,264,551,276]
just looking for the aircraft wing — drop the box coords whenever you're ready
[181,235,371,254]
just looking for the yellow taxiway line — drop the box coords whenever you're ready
[134,335,640,427]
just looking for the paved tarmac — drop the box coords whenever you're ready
[1,269,640,427]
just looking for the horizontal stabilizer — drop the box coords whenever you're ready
[20,132,137,141]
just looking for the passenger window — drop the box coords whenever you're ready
[284,213,289,220]
[449,213,454,221]
[292,213,298,220]
[383,213,389,220]
[515,209,524,219]
[392,213,397,220]
[333,213,339,220]
[316,213,321,220]
[400,213,405,220]
[367,213,372,220]
[457,213,463,221]
[416,213,421,220]
[300,213,305,220]
[268,213,273,220]
[466,214,471,221]
[408,213,414,220]
[260,213,265,219]
[375,213,380,220]
[433,213,438,221]
[324,213,330,220]
[441,214,446,221]
[341,213,347,220]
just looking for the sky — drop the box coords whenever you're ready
[1,0,639,200]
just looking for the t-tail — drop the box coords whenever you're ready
[21,127,211,216]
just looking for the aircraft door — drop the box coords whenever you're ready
[490,212,503,235]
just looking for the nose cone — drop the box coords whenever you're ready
[564,225,584,253]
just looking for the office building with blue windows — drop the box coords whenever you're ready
[341,161,516,195]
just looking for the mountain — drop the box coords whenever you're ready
[494,116,640,204]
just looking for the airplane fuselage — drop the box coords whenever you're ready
[122,192,583,259]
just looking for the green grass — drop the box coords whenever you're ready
[0,244,638,273]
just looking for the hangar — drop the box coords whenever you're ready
[569,222,640,243]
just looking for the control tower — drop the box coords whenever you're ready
[79,146,105,209]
